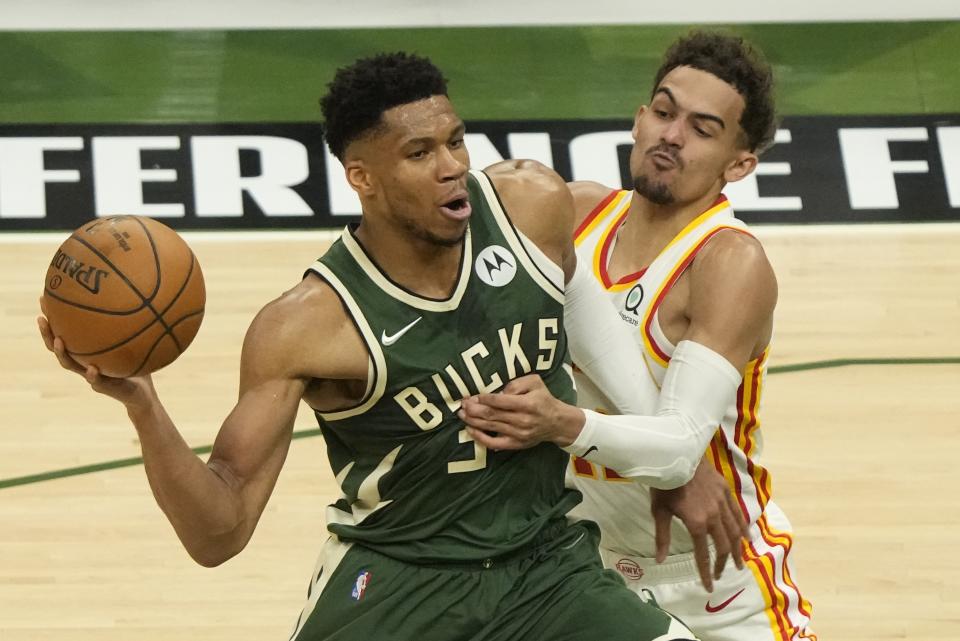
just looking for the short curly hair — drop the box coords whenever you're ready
[320,52,449,160]
[653,31,777,153]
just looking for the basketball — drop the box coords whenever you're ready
[40,216,206,378]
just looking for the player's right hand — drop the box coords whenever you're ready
[37,314,155,408]
[650,457,748,592]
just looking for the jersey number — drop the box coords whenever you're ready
[447,428,488,474]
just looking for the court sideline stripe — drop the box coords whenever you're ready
[2,356,959,490]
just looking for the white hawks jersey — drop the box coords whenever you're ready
[566,190,812,626]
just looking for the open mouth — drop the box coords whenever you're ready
[439,196,472,220]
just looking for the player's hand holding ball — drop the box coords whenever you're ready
[38,216,205,404]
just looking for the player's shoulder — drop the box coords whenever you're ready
[567,180,618,227]
[693,229,777,297]
[484,159,568,205]
[242,274,357,376]
[483,159,574,260]
[699,228,768,265]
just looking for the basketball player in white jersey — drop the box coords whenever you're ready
[460,32,815,640]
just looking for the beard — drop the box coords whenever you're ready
[632,143,683,205]
[400,215,467,248]
[632,174,676,205]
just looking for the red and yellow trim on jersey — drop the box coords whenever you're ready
[705,351,769,522]
[570,455,631,482]
[740,349,774,509]
[741,514,818,641]
[573,189,643,292]
[574,189,628,247]
[640,224,750,367]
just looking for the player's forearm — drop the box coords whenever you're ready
[127,400,247,566]
[562,340,741,489]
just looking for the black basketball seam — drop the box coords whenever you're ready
[54,217,200,364]
[128,309,206,377]
[69,217,176,338]
[63,221,177,338]
[64,255,202,358]
[130,216,188,354]
[67,217,162,309]
[156,251,198,353]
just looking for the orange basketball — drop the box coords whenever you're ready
[41,216,205,378]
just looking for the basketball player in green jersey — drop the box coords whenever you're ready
[38,53,696,640]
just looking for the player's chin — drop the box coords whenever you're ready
[435,227,468,247]
[430,218,469,247]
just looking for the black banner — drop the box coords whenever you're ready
[1,114,958,231]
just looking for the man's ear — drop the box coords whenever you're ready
[631,105,647,142]
[345,158,375,196]
[723,150,758,184]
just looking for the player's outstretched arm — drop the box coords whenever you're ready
[38,279,352,567]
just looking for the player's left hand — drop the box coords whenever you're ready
[650,456,749,592]
[459,374,584,450]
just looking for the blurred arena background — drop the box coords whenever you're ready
[1,2,958,639]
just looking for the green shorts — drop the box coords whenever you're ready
[289,520,696,641]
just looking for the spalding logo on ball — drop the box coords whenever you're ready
[41,216,206,378]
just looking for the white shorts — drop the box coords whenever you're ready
[599,504,816,641]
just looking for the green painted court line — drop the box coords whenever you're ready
[2,356,959,490]
[767,356,960,374]
[0,427,321,490]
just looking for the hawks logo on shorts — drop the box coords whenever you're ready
[615,558,644,580]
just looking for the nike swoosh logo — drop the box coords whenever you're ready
[705,588,746,613]
[381,317,422,346]
[559,531,586,550]
[582,445,598,457]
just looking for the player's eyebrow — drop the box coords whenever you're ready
[402,122,466,147]
[655,86,727,130]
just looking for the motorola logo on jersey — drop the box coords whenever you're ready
[624,284,644,315]
[475,245,517,287]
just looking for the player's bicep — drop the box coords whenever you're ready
[684,233,777,371]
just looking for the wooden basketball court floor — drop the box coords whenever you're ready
[2,222,958,640]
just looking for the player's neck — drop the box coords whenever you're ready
[622,189,722,253]
[354,219,464,299]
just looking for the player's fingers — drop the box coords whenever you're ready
[52,336,87,375]
[469,392,530,412]
[691,532,714,593]
[720,498,747,571]
[502,374,541,395]
[37,316,55,351]
[725,491,749,569]
[652,504,672,564]
[465,426,523,451]
[709,518,732,580]
[460,412,517,436]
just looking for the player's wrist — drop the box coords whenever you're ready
[550,402,586,448]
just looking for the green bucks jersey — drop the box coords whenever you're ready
[306,170,578,563]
